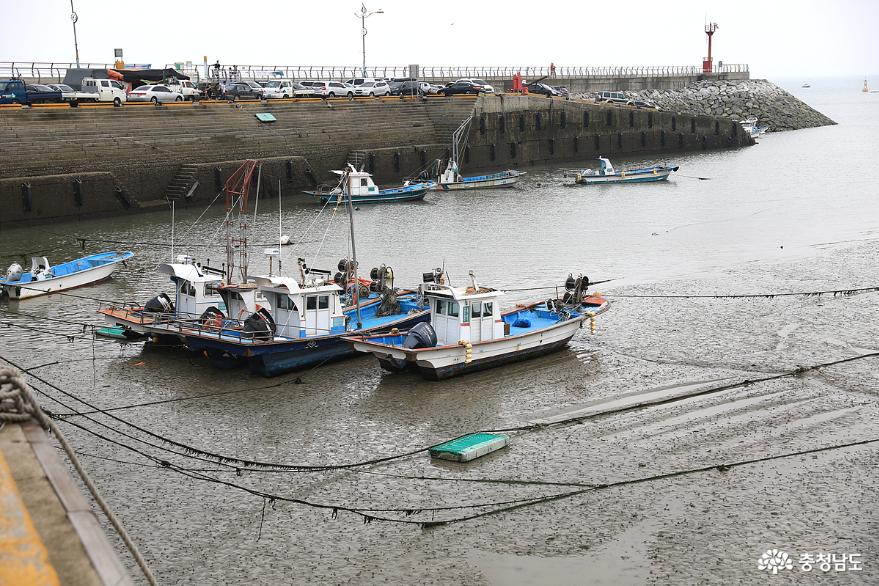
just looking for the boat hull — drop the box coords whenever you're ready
[2,255,130,300]
[435,172,523,191]
[574,168,676,185]
[349,317,585,380]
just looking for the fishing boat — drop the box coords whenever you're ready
[1,251,133,300]
[345,271,608,380]
[417,115,525,191]
[802,83,811,88]
[569,157,678,185]
[305,165,433,204]
[738,117,769,139]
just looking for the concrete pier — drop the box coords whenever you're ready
[0,94,752,227]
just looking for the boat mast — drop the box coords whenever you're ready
[344,170,363,329]
[278,179,283,274]
[170,200,175,262]
[222,160,259,285]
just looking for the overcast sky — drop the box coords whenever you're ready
[2,0,877,79]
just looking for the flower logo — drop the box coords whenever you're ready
[758,549,794,574]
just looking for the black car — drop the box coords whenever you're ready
[437,81,482,96]
[25,84,63,104]
[393,80,428,96]
[387,77,415,95]
[525,83,560,97]
[223,82,261,100]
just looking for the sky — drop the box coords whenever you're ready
[2,0,877,79]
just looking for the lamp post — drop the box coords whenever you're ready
[70,0,81,67]
[355,3,383,77]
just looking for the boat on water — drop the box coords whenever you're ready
[738,117,769,139]
[802,83,811,88]
[305,164,433,204]
[416,115,525,191]
[1,251,133,300]
[569,157,678,185]
[345,271,608,380]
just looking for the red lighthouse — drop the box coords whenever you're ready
[703,22,718,74]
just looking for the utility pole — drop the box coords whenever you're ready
[355,3,383,77]
[70,0,81,67]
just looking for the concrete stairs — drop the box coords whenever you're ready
[164,164,200,201]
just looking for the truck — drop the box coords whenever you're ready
[78,78,128,105]
[166,79,201,100]
[0,79,27,104]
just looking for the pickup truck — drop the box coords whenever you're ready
[0,79,27,104]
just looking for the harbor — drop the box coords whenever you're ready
[1,3,878,583]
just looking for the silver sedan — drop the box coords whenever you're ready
[127,85,184,103]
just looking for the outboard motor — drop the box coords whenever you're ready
[144,292,174,313]
[242,308,275,341]
[5,263,23,282]
[403,322,438,349]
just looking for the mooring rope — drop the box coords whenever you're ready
[0,367,158,585]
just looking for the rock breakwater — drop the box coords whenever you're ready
[613,79,834,132]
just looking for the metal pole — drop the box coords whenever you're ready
[70,0,80,67]
[361,10,367,77]
[344,172,362,329]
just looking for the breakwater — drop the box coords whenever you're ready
[0,95,753,227]
[617,79,836,131]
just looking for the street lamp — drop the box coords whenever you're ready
[355,3,383,77]
[70,0,81,67]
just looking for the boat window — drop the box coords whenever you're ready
[483,302,493,317]
[435,298,446,315]
[277,296,297,311]
[448,301,460,318]
[205,282,221,297]
[463,306,470,322]
[307,296,317,310]
[228,291,243,302]
[360,178,368,187]
[318,296,329,309]
[180,280,196,297]
[472,301,482,318]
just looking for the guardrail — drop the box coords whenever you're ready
[1,62,749,84]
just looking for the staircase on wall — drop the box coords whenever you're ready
[164,164,200,201]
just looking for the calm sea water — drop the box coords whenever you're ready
[0,77,876,584]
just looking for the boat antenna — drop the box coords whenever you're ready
[170,200,175,262]
[344,169,363,329]
[278,179,283,274]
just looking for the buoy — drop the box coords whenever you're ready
[280,234,291,245]
[459,340,473,363]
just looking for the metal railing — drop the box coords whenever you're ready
[1,61,748,84]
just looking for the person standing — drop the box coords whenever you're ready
[550,62,556,77]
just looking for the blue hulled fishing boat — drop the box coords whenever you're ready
[305,165,433,204]
[2,251,133,300]
[569,157,678,185]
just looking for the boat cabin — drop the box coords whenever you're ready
[597,157,616,176]
[439,160,462,185]
[254,275,345,337]
[422,272,505,345]
[157,256,223,319]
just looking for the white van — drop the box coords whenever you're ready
[166,80,201,100]
[80,78,127,105]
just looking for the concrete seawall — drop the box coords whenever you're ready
[0,95,753,228]
[618,79,835,131]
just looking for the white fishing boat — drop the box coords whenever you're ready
[570,157,678,185]
[417,115,525,191]
[739,117,769,139]
[1,251,133,300]
[345,271,608,380]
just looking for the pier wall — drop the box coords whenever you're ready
[0,95,751,228]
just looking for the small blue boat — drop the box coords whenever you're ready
[570,157,678,185]
[1,251,133,300]
[305,165,433,204]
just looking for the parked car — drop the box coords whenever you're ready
[386,77,414,94]
[166,79,201,101]
[222,82,262,100]
[262,79,313,98]
[47,83,79,101]
[524,82,560,97]
[127,85,184,103]
[596,91,627,104]
[629,98,660,110]
[311,81,354,99]
[426,83,444,95]
[454,78,495,93]
[393,80,431,96]
[438,81,484,96]
[354,80,390,96]
[345,77,376,87]
[0,79,27,104]
[25,84,63,104]
[552,86,571,99]
[80,78,128,105]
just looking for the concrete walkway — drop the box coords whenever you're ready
[0,421,131,586]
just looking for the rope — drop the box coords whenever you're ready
[0,367,158,585]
